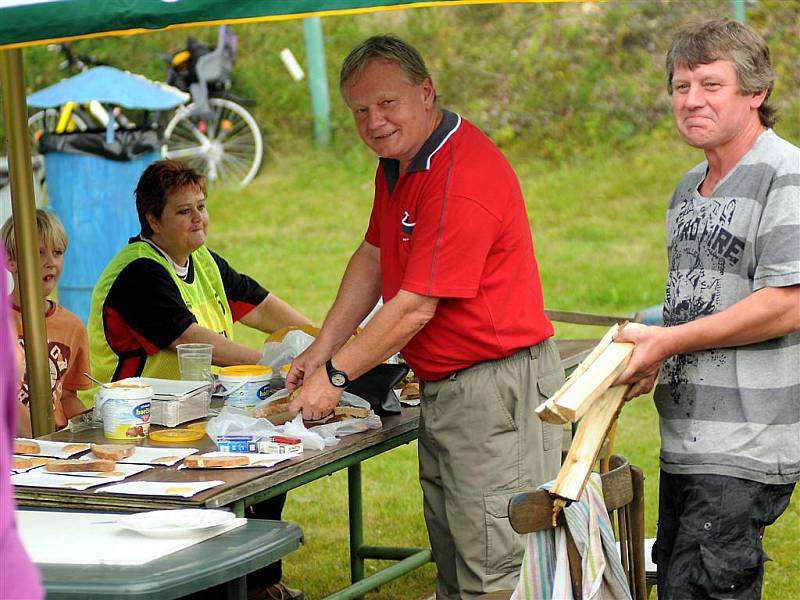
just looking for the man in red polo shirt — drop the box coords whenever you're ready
[287,35,563,598]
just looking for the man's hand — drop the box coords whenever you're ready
[288,366,342,421]
[286,340,330,392]
[614,324,672,399]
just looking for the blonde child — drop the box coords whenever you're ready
[2,209,90,437]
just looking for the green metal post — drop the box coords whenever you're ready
[732,0,746,23]
[303,17,331,147]
[0,48,54,436]
[323,550,433,600]
[348,464,365,590]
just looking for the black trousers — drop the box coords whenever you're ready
[655,470,795,600]
[246,492,288,587]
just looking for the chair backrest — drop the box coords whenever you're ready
[507,454,647,600]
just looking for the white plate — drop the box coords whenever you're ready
[117,508,235,538]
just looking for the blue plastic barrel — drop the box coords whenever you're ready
[45,150,159,323]
[633,304,665,326]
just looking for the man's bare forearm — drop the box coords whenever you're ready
[661,285,800,357]
[329,289,438,380]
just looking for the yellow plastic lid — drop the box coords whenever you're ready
[186,422,207,432]
[266,324,321,343]
[218,365,271,377]
[149,428,205,443]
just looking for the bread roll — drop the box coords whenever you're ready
[183,455,250,468]
[46,459,117,472]
[13,440,40,454]
[91,444,136,461]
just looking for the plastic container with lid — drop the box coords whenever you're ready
[218,365,272,412]
[95,382,153,439]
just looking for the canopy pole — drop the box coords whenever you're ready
[303,17,331,147]
[731,0,746,23]
[0,48,54,436]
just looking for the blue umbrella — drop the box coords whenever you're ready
[26,65,188,110]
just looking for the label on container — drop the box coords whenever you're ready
[220,378,271,411]
[103,399,151,440]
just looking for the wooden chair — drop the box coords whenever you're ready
[480,455,647,600]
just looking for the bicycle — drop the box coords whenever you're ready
[28,44,103,153]
[28,27,263,189]
[161,26,264,188]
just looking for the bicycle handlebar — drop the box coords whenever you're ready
[47,43,107,73]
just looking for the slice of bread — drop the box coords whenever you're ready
[91,444,136,461]
[334,406,370,418]
[183,455,250,468]
[13,440,41,454]
[13,456,36,470]
[46,459,117,472]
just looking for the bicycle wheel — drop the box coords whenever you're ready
[163,97,264,188]
[28,108,88,155]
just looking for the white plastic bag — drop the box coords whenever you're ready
[308,412,382,442]
[206,406,278,440]
[205,405,327,451]
[259,329,316,372]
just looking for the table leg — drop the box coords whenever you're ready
[223,575,247,600]
[232,499,246,518]
[348,463,364,589]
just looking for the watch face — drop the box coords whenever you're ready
[331,372,347,387]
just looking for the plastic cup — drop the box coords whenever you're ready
[176,343,214,382]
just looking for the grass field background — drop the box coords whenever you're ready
[209,132,798,599]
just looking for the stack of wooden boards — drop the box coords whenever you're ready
[536,322,644,503]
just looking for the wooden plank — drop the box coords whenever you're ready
[554,340,634,422]
[551,384,628,502]
[545,309,630,327]
[536,324,621,424]
[507,489,561,534]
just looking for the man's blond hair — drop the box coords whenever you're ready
[2,208,68,263]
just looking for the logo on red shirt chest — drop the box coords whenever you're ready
[401,210,415,241]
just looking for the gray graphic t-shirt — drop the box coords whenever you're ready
[656,129,800,484]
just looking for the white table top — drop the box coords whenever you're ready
[16,509,244,566]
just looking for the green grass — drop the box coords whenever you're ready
[210,133,798,598]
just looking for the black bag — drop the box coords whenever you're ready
[346,363,409,416]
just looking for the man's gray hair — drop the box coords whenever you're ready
[339,34,431,93]
[666,19,776,127]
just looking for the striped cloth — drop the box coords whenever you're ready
[511,473,631,600]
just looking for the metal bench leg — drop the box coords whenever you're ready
[348,464,365,591]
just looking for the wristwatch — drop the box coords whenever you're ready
[325,359,351,388]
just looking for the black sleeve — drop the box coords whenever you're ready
[209,250,268,321]
[105,259,196,349]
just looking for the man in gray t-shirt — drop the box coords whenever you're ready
[616,19,799,600]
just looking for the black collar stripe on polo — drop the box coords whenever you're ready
[379,110,461,193]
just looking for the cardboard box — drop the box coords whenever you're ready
[216,436,255,453]
[216,435,303,455]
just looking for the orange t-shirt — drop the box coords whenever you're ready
[12,300,91,426]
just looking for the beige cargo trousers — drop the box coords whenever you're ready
[418,339,564,599]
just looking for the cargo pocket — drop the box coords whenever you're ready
[696,541,767,598]
[536,370,565,451]
[484,490,524,575]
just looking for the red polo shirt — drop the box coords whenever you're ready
[365,111,553,381]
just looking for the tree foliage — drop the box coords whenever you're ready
[5,0,799,161]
